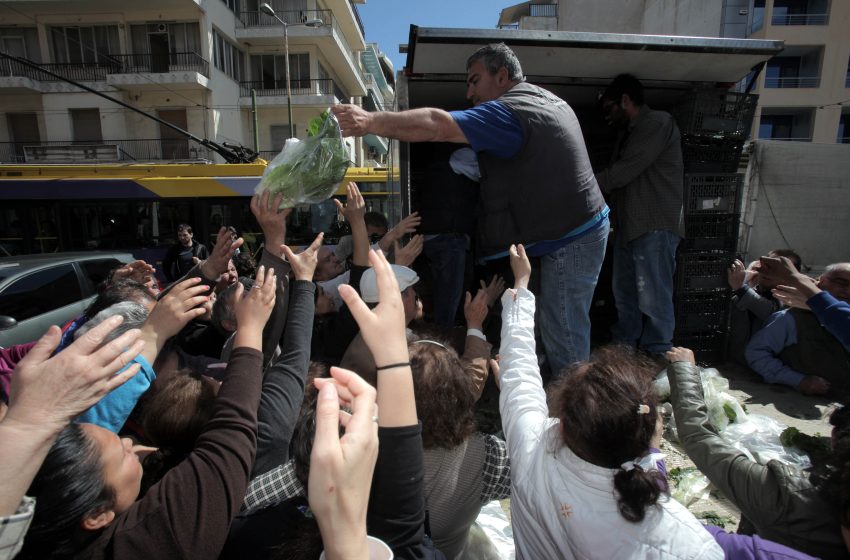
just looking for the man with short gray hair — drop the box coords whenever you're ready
[332,42,609,373]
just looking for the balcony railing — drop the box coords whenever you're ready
[529,4,558,17]
[0,52,209,84]
[764,76,820,88]
[760,136,813,141]
[109,52,209,77]
[239,78,336,97]
[240,79,350,102]
[236,9,333,28]
[771,13,828,25]
[0,139,214,164]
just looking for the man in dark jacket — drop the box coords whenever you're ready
[162,224,209,282]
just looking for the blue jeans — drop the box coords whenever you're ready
[539,218,609,375]
[424,234,468,327]
[611,230,681,354]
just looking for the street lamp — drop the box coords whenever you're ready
[259,3,323,139]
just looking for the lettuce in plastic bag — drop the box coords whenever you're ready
[257,109,351,208]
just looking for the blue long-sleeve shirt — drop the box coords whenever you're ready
[745,292,850,388]
[76,353,155,432]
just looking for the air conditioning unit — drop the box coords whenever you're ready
[157,23,168,32]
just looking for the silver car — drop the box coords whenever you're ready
[0,252,135,348]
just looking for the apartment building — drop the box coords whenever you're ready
[498,0,849,144]
[0,0,387,165]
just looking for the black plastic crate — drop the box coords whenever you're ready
[682,137,745,173]
[675,292,731,331]
[677,251,733,292]
[672,330,728,365]
[683,214,740,252]
[674,89,758,140]
[684,173,743,215]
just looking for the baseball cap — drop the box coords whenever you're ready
[360,265,419,303]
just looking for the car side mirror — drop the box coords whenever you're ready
[0,315,17,331]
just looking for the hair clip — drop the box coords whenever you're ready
[637,404,651,415]
[412,339,448,350]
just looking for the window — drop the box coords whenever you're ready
[751,0,765,33]
[250,53,310,89]
[50,25,119,64]
[212,29,244,82]
[839,113,849,144]
[70,109,103,143]
[79,259,122,293]
[129,23,201,55]
[0,264,82,321]
[222,0,241,14]
[270,124,291,149]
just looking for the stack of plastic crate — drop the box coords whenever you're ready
[672,89,757,363]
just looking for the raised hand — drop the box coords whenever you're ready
[309,366,378,560]
[7,316,145,431]
[665,346,696,365]
[333,182,366,224]
[480,275,506,307]
[379,212,422,253]
[509,244,531,291]
[727,259,747,290]
[145,277,210,341]
[111,260,156,285]
[201,226,245,281]
[464,289,489,331]
[234,265,277,335]
[281,233,323,282]
[393,234,424,267]
[772,285,811,310]
[251,189,292,253]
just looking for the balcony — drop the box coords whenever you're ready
[764,76,820,88]
[771,13,828,25]
[238,78,349,105]
[235,9,366,98]
[758,108,814,142]
[107,52,210,90]
[0,53,210,92]
[0,139,214,164]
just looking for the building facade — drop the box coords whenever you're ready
[0,0,391,165]
[501,0,849,144]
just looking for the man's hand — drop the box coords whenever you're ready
[727,259,748,290]
[393,235,424,267]
[464,289,489,331]
[200,226,244,281]
[333,182,366,224]
[798,375,830,396]
[282,233,323,282]
[665,346,696,365]
[331,104,374,137]
[6,316,145,432]
[758,256,800,286]
[480,275,506,307]
[251,189,292,254]
[509,244,531,291]
[309,367,378,560]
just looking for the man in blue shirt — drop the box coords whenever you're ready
[746,262,850,395]
[332,43,609,373]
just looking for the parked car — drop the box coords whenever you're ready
[0,251,135,348]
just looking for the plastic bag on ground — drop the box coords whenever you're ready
[468,501,515,560]
[671,468,712,507]
[721,413,811,469]
[257,109,351,208]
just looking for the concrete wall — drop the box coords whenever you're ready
[558,0,646,32]
[641,0,723,36]
[742,140,850,268]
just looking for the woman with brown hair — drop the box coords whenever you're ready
[497,244,722,560]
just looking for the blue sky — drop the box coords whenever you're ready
[357,0,505,72]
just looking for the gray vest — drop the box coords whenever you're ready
[780,308,850,394]
[476,82,606,257]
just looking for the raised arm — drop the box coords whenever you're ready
[334,182,370,267]
[0,318,143,516]
[332,104,467,144]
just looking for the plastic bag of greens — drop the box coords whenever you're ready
[721,413,811,469]
[670,467,711,507]
[257,109,351,208]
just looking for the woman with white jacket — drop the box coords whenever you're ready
[497,244,723,560]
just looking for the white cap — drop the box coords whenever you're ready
[360,265,419,303]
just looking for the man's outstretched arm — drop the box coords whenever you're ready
[332,104,468,143]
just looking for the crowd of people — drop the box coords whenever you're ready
[1,42,850,560]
